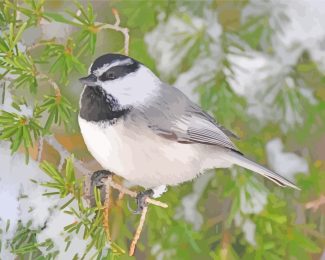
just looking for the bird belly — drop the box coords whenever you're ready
[78,116,207,188]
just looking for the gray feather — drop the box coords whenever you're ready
[130,84,299,190]
[132,84,240,152]
[223,150,300,190]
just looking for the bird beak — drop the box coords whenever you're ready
[79,74,98,86]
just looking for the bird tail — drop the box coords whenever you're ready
[223,151,300,190]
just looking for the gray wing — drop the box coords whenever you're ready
[132,84,240,153]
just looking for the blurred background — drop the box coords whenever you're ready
[0,0,325,259]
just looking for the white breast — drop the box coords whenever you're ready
[79,116,202,188]
[78,116,233,188]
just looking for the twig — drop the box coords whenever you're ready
[47,137,89,174]
[221,230,231,260]
[103,174,113,241]
[305,195,325,212]
[1,81,5,105]
[26,39,56,54]
[104,178,167,255]
[112,8,120,27]
[37,136,44,162]
[44,136,69,171]
[106,179,168,208]
[37,73,61,97]
[118,191,125,201]
[95,8,129,55]
[300,225,325,240]
[129,206,148,256]
[44,136,90,174]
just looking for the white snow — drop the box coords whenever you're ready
[0,143,55,224]
[152,185,168,198]
[0,91,33,118]
[39,20,74,45]
[232,171,269,246]
[239,179,268,215]
[145,14,206,79]
[145,11,223,103]
[242,219,256,246]
[151,243,176,260]
[36,200,97,259]
[0,88,14,112]
[240,0,325,123]
[243,0,325,73]
[0,141,95,258]
[266,138,308,180]
[175,172,214,230]
[0,142,56,259]
[18,104,33,118]
[234,214,257,246]
[227,47,317,131]
[174,56,220,103]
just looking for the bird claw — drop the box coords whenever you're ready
[91,173,154,214]
[91,170,113,188]
[132,189,154,214]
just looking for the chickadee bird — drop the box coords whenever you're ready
[78,53,299,210]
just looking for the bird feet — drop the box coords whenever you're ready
[91,170,113,188]
[134,189,154,214]
[88,170,113,206]
[90,173,163,214]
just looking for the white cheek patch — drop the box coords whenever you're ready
[100,66,160,107]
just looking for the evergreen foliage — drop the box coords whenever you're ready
[0,1,324,259]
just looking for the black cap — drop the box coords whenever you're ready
[90,53,140,74]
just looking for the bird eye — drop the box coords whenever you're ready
[106,72,116,80]
[99,71,116,81]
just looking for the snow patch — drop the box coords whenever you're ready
[234,214,257,246]
[175,172,214,230]
[0,142,56,259]
[152,185,168,198]
[145,14,206,79]
[237,173,268,215]
[243,0,325,73]
[266,138,308,180]
[145,11,222,102]
[40,19,74,44]
[0,142,94,258]
[227,48,316,131]
[36,200,97,259]
[18,104,33,118]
